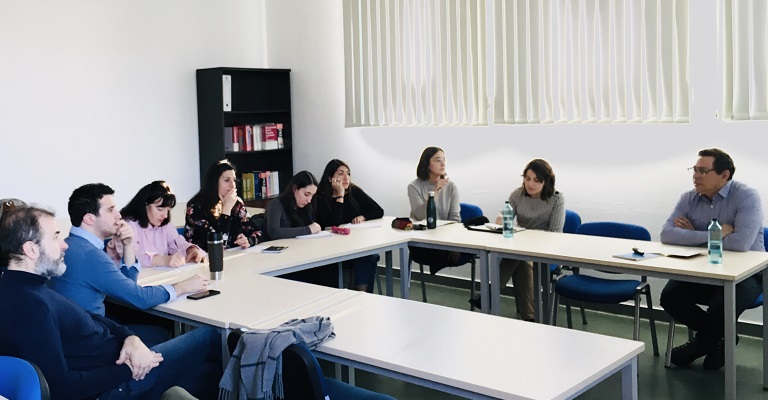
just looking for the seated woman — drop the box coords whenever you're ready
[471,159,565,321]
[314,159,384,292]
[264,171,335,285]
[407,146,470,274]
[184,159,259,250]
[119,181,206,268]
[264,170,321,240]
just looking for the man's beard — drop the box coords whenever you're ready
[35,248,66,278]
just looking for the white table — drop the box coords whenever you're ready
[478,228,768,400]
[255,292,644,400]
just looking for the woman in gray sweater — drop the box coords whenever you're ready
[407,147,470,274]
[472,159,565,320]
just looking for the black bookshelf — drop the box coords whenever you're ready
[196,68,293,208]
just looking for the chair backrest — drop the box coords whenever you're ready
[459,203,483,223]
[753,227,768,308]
[0,356,50,400]
[576,222,651,241]
[227,330,327,400]
[563,210,582,234]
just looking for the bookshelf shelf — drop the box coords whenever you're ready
[196,67,293,204]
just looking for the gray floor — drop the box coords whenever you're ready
[322,278,768,400]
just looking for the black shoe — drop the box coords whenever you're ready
[670,339,708,367]
[468,295,481,309]
[702,335,740,371]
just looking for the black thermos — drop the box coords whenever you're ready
[207,231,224,280]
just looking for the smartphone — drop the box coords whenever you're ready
[187,290,220,300]
[262,246,288,253]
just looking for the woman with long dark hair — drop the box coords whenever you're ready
[184,159,258,250]
[121,180,205,267]
[314,159,383,292]
[263,170,321,240]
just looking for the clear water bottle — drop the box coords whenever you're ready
[502,201,515,238]
[426,191,437,229]
[708,218,722,265]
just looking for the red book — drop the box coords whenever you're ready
[244,125,253,151]
[262,124,279,150]
[233,126,246,151]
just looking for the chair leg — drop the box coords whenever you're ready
[565,298,573,329]
[469,260,476,311]
[549,292,560,326]
[665,319,676,368]
[419,263,427,303]
[375,267,382,295]
[579,301,588,325]
[644,287,660,356]
[633,293,641,341]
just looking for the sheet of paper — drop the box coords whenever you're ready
[296,230,333,239]
[339,220,383,229]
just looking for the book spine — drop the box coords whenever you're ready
[253,124,263,151]
[224,127,235,152]
[222,75,232,111]
[263,124,279,150]
[244,125,253,152]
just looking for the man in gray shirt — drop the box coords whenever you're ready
[660,148,763,370]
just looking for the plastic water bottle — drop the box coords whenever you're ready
[708,218,722,265]
[502,201,515,238]
[426,191,437,229]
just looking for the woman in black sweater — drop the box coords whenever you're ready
[314,159,384,292]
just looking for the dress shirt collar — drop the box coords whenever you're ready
[696,180,733,202]
[69,226,106,250]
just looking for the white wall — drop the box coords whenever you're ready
[0,0,268,214]
[264,1,768,323]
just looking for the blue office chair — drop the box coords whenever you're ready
[411,203,482,306]
[663,226,768,367]
[0,356,50,400]
[549,210,584,324]
[550,222,660,356]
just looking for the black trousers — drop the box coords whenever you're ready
[660,275,762,349]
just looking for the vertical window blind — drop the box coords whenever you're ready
[721,0,768,121]
[343,0,488,127]
[343,0,690,127]
[493,0,690,124]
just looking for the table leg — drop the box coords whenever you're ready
[337,262,343,288]
[620,357,638,400]
[532,262,543,323]
[400,246,409,299]
[724,282,736,400]
[385,250,394,297]
[488,252,500,315]
[479,251,490,314]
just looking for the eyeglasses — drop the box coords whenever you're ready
[688,167,716,175]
